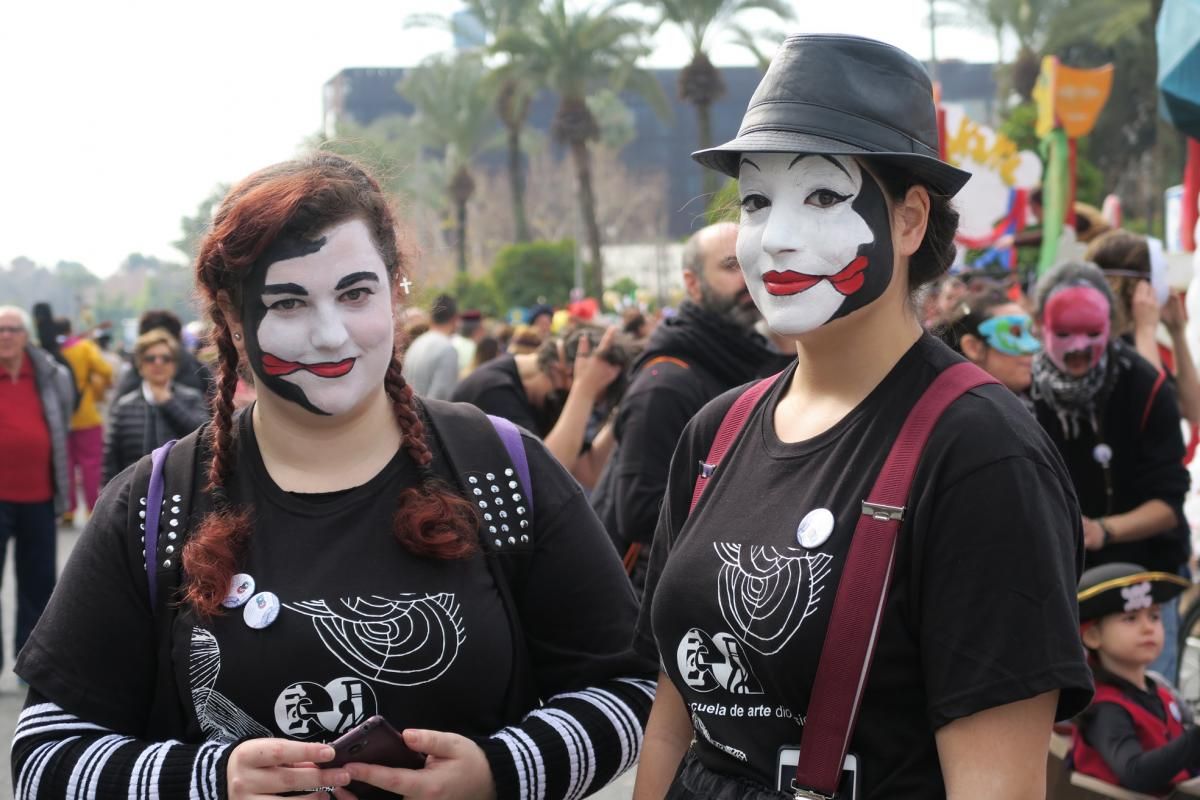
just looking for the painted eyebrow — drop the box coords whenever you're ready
[787,154,852,180]
[335,271,381,291]
[262,282,307,296]
[739,157,760,171]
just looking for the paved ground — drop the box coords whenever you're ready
[0,512,638,798]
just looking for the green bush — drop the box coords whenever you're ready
[491,239,591,308]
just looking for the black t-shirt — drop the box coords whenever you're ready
[635,335,1093,798]
[18,407,649,749]
[1032,350,1190,573]
[451,355,544,437]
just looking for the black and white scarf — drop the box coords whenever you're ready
[1030,339,1129,439]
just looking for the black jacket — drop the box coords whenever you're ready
[115,349,213,401]
[591,302,790,576]
[102,384,210,485]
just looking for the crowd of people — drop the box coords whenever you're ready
[4,30,1200,800]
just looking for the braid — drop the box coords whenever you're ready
[385,353,479,559]
[182,316,253,617]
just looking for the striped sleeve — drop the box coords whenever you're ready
[477,676,656,800]
[12,701,233,800]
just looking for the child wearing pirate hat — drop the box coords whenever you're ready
[1072,562,1199,793]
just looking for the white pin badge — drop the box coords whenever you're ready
[221,573,256,609]
[1093,444,1113,466]
[243,591,281,630]
[797,508,835,550]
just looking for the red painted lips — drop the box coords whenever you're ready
[763,256,869,297]
[261,353,356,378]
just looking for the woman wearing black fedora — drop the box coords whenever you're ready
[633,35,1092,799]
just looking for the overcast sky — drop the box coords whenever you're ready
[0,0,996,277]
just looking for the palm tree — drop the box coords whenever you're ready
[495,0,668,297]
[399,54,502,276]
[641,0,795,197]
[407,0,540,243]
[939,0,1067,102]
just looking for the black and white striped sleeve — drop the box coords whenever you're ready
[12,697,233,800]
[478,676,655,800]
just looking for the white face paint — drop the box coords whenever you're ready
[252,219,394,417]
[736,153,894,336]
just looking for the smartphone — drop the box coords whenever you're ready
[327,716,425,770]
[775,747,859,800]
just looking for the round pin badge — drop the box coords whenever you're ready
[1093,443,1113,466]
[221,573,256,609]
[243,591,281,630]
[797,508,835,550]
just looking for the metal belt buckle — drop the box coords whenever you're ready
[861,501,905,522]
[790,780,835,800]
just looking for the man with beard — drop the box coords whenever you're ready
[1030,261,1190,682]
[592,222,787,588]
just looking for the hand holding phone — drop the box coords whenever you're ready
[328,716,425,770]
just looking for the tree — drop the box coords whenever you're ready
[939,0,1068,102]
[495,0,669,297]
[640,0,794,197]
[408,0,541,243]
[174,184,229,262]
[398,53,502,276]
[491,239,588,309]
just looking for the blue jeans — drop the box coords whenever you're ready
[0,500,57,667]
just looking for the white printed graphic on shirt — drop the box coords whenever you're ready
[273,677,379,739]
[715,544,832,655]
[285,594,466,687]
[190,627,274,743]
[678,628,763,694]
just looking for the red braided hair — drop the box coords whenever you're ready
[183,153,478,618]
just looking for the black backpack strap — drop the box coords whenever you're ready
[420,398,539,719]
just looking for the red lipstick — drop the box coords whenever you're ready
[261,353,356,378]
[763,256,868,297]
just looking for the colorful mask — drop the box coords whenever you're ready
[1041,285,1111,374]
[977,314,1041,356]
[735,153,893,336]
[241,219,395,416]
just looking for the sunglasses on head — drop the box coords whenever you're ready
[141,354,175,365]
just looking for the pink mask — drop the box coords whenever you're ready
[1041,285,1111,373]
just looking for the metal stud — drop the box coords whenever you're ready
[489,526,497,534]
[478,501,487,509]
[509,481,518,489]
[505,468,514,477]
[139,523,145,531]
[484,513,493,521]
[140,536,145,544]
[139,497,146,506]
[142,549,146,558]
[501,524,509,533]
[491,485,500,493]
[517,506,526,515]
[473,488,483,496]
[172,494,182,502]
[512,494,522,502]
[168,532,177,540]
[139,510,146,519]
[495,497,504,506]
[520,535,530,543]
[508,536,517,545]
[520,520,530,529]
[170,519,179,528]
[499,511,508,519]
[165,545,175,554]
[469,476,478,484]
[486,472,495,481]
[493,538,502,546]
[171,506,180,514]
[163,559,172,568]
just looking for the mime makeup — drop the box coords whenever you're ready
[735,153,894,336]
[240,218,395,417]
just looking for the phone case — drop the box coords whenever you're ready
[327,715,425,770]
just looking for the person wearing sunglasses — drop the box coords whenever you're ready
[940,288,1042,397]
[102,328,209,484]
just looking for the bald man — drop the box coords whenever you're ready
[591,223,788,589]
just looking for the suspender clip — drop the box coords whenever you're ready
[861,501,905,522]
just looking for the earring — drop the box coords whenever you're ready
[233,332,242,341]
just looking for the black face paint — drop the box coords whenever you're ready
[241,234,329,416]
[825,166,894,324]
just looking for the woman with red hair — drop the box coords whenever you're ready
[12,153,653,800]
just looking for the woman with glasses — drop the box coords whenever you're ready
[102,328,209,484]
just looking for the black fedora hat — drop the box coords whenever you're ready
[1077,562,1190,624]
[693,34,972,197]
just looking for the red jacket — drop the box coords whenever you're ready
[1073,681,1190,790]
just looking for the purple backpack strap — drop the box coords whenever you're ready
[144,439,178,610]
[487,414,533,518]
